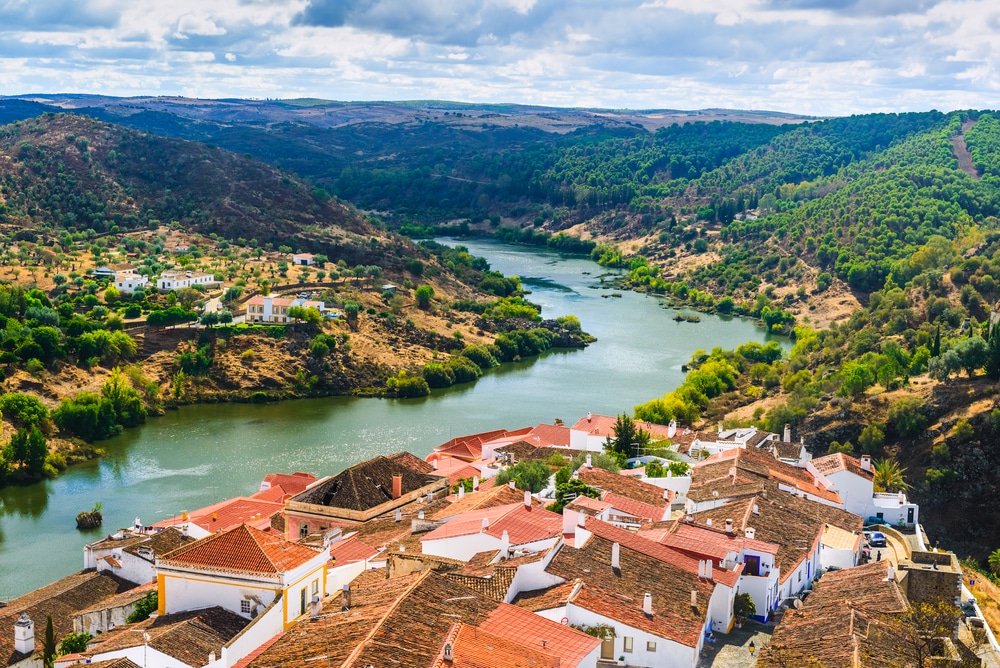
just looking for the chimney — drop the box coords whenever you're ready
[417,510,424,520]
[443,642,454,662]
[341,584,351,611]
[784,423,791,442]
[728,466,736,480]
[209,651,217,663]
[587,411,592,422]
[392,475,402,500]
[432,459,438,470]
[725,519,734,535]
[457,485,465,500]
[668,419,677,438]
[887,565,895,581]
[860,455,871,472]
[509,480,516,490]
[577,512,587,527]
[706,561,713,581]
[524,490,532,507]
[745,527,756,540]
[395,508,402,522]
[752,504,759,515]
[643,593,653,615]
[691,589,698,608]
[585,454,593,468]
[611,542,621,570]
[310,595,322,620]
[473,475,480,489]
[13,613,34,655]
[698,560,705,578]
[706,518,712,527]
[482,517,490,531]
[718,422,723,433]
[500,529,510,556]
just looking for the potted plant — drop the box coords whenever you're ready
[733,592,756,628]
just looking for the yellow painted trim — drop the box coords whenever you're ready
[159,572,277,589]
[157,574,166,615]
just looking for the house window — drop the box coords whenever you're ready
[798,570,802,582]
[646,641,656,652]
[299,523,309,538]
[241,600,251,615]
[300,588,307,615]
[623,637,633,653]
[312,580,319,595]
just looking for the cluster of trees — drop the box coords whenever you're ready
[52,368,150,441]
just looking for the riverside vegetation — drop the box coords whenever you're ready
[0,113,592,491]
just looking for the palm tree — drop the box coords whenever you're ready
[988,548,1000,577]
[873,457,911,493]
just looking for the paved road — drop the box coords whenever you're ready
[697,624,772,668]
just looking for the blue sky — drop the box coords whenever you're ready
[2,0,999,115]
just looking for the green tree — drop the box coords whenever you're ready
[494,460,551,493]
[126,592,158,623]
[873,457,911,493]
[58,632,93,656]
[43,615,55,668]
[604,414,651,460]
[987,322,1000,380]
[887,397,927,439]
[551,478,601,513]
[415,285,435,309]
[988,548,1000,577]
[858,423,885,454]
[343,300,360,325]
[953,335,988,377]
[102,367,147,428]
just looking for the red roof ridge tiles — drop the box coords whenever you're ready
[481,602,601,667]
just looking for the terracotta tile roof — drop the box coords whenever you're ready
[430,484,537,520]
[492,440,539,462]
[691,447,843,505]
[66,659,141,668]
[762,561,910,667]
[511,580,580,612]
[576,466,668,508]
[570,414,675,441]
[771,440,805,460]
[152,497,284,533]
[0,570,137,666]
[292,453,441,512]
[602,492,666,522]
[87,607,248,666]
[330,536,380,567]
[566,495,612,515]
[654,521,779,561]
[480,603,601,667]
[260,471,317,496]
[548,524,717,648]
[76,582,157,617]
[811,452,875,480]
[122,527,193,561]
[527,423,572,447]
[434,429,510,461]
[821,524,862,552]
[158,524,322,578]
[439,623,560,668]
[245,570,425,668]
[251,485,290,503]
[445,564,518,602]
[422,502,562,547]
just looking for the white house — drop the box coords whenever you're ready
[84,526,193,586]
[155,523,328,629]
[114,271,149,294]
[244,294,326,325]
[157,270,217,291]
[569,413,675,452]
[811,453,919,528]
[292,253,315,266]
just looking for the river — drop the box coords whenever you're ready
[0,238,785,600]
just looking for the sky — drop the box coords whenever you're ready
[2,0,1000,115]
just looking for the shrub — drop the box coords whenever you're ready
[423,363,455,388]
[415,285,435,309]
[0,392,49,428]
[495,461,551,493]
[387,372,430,398]
[446,356,482,383]
[126,592,157,623]
[888,397,928,439]
[460,344,499,369]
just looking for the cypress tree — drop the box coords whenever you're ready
[932,324,941,357]
[43,615,55,668]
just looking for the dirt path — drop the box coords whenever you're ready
[951,119,979,179]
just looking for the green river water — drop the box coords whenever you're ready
[0,239,786,600]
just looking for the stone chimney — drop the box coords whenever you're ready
[391,475,402,500]
[524,490,532,508]
[690,589,697,608]
[861,455,871,472]
[13,613,34,655]
[611,542,621,570]
[341,584,351,611]
[784,423,791,442]
[395,508,402,522]
[643,593,653,616]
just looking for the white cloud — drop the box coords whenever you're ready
[175,14,227,38]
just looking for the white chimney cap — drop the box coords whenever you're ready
[643,593,653,615]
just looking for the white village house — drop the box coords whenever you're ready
[157,270,217,291]
[244,294,326,325]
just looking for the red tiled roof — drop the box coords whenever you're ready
[577,467,668,508]
[422,502,562,547]
[260,472,317,496]
[481,603,601,667]
[526,423,572,447]
[159,524,321,577]
[329,536,380,566]
[433,429,510,461]
[811,452,875,480]
[441,623,560,668]
[569,414,674,441]
[584,518,741,588]
[602,492,666,522]
[152,496,283,533]
[566,495,612,515]
[654,521,779,561]
[694,447,843,505]
[512,580,581,612]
